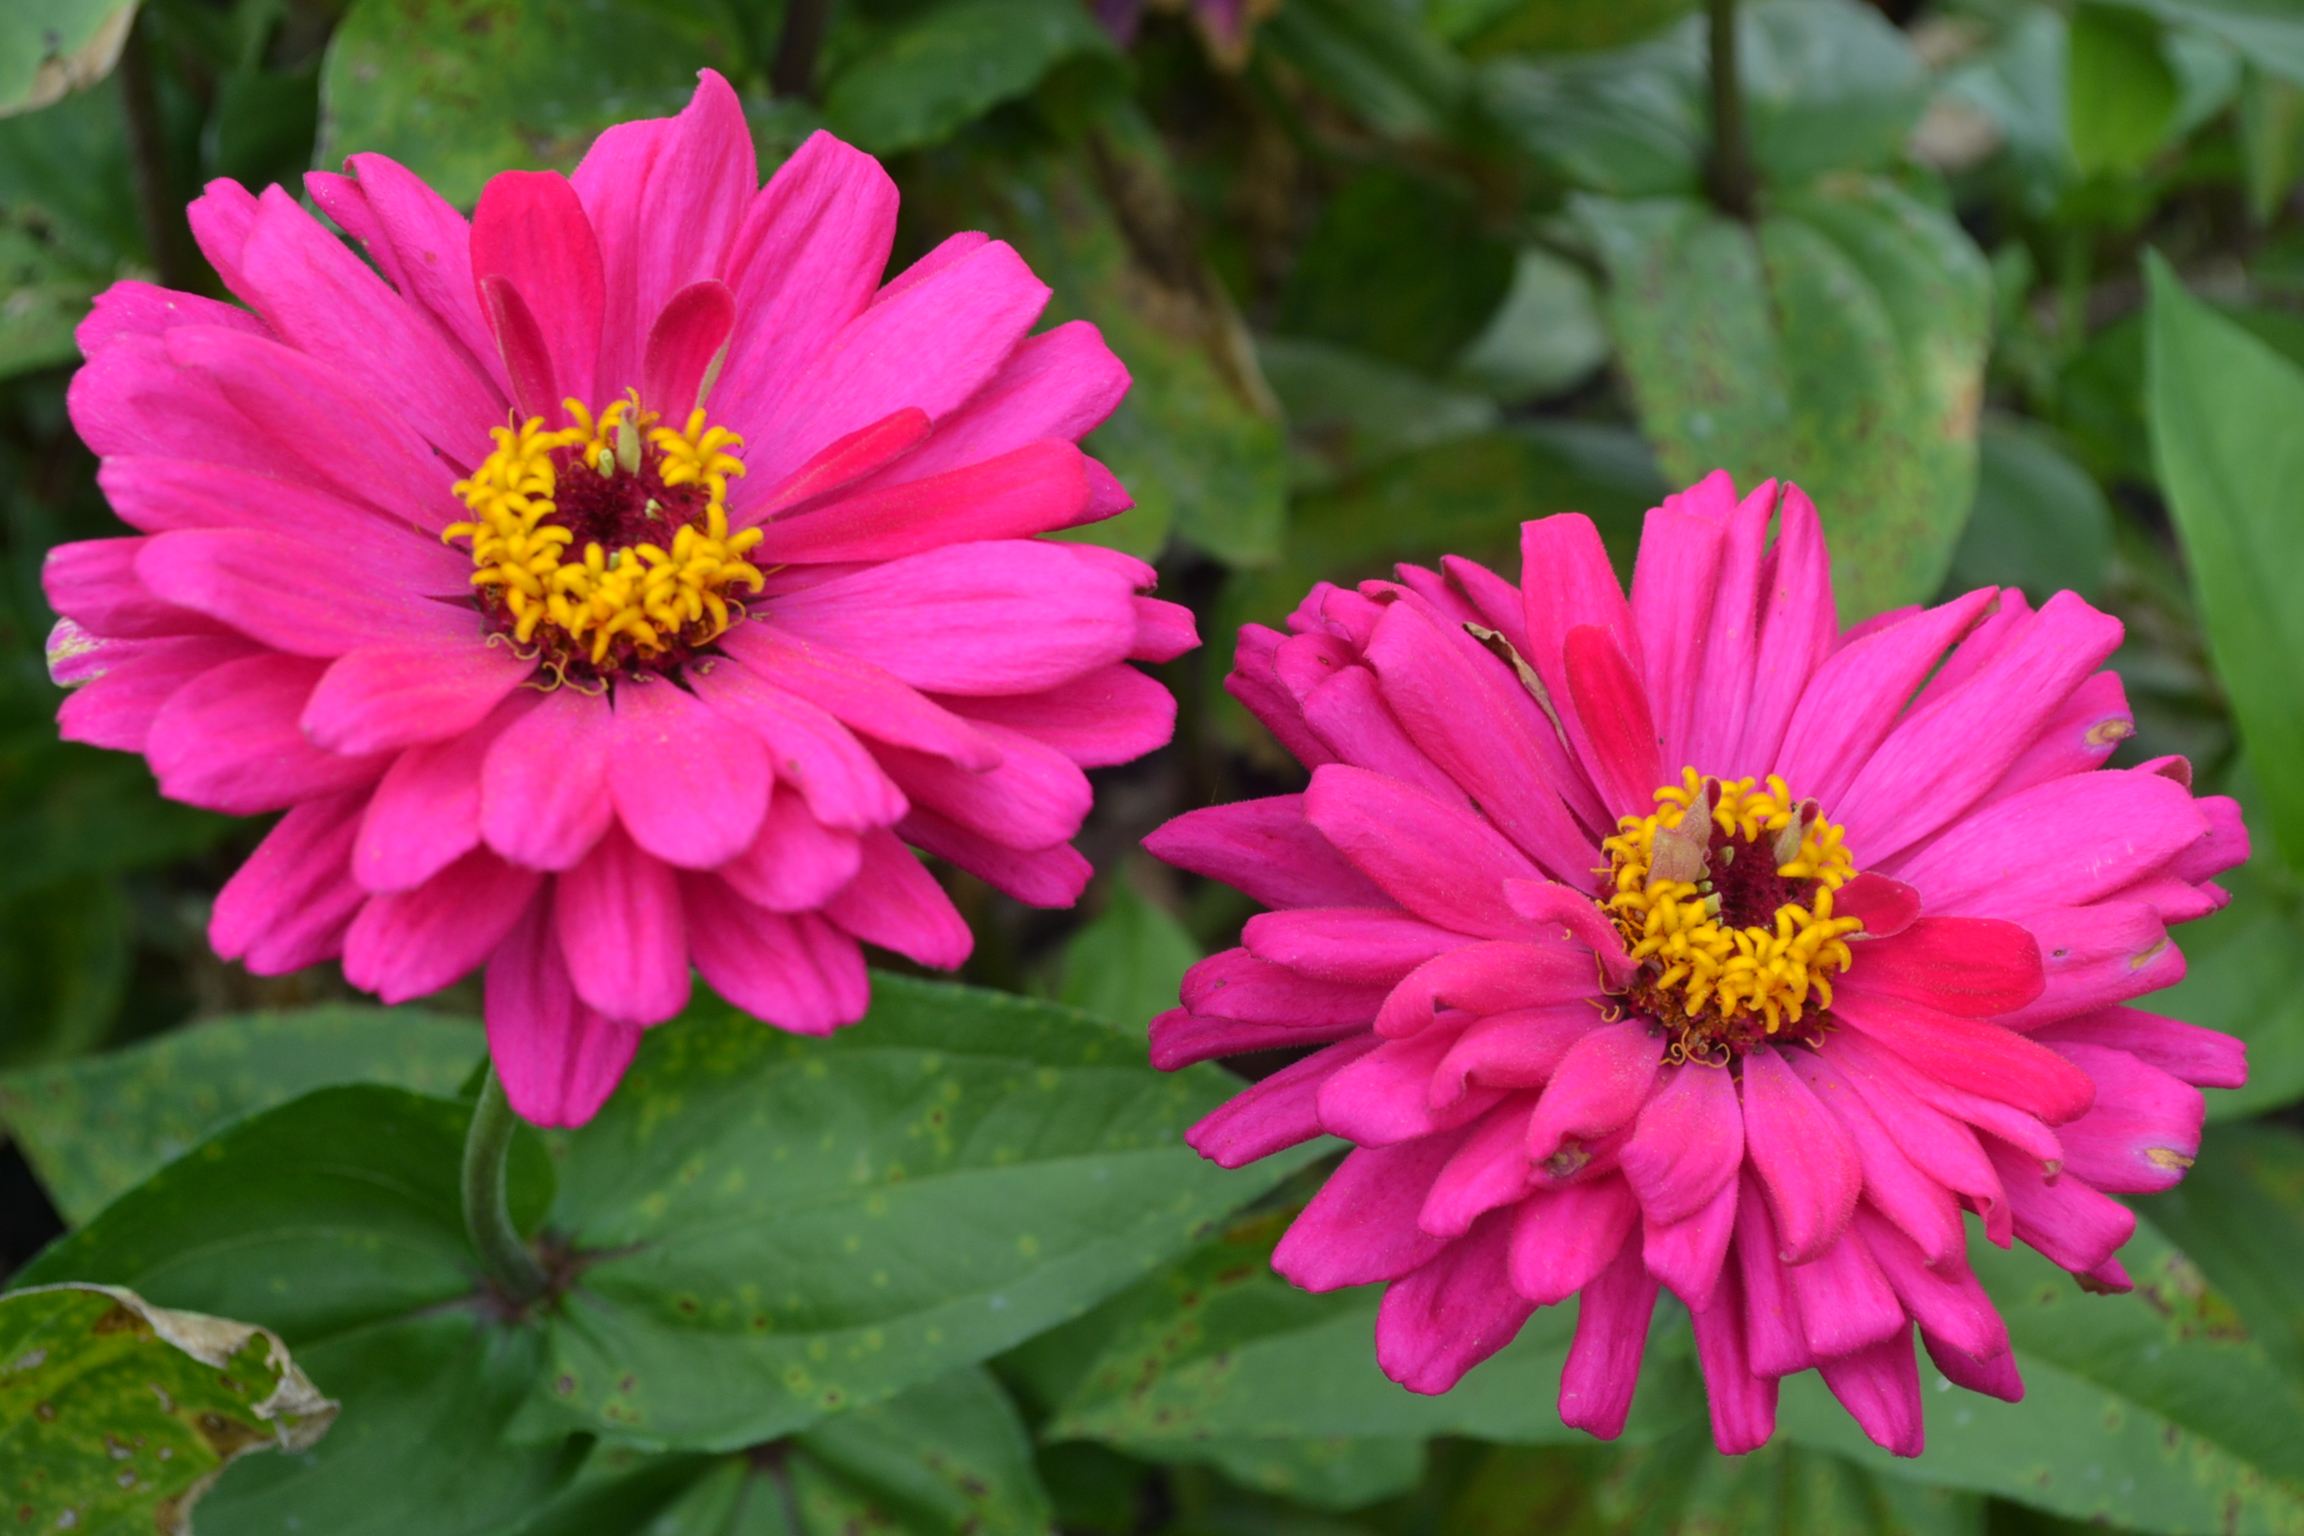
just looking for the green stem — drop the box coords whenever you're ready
[1706,0,1755,221]
[770,0,831,100]
[462,1068,547,1301]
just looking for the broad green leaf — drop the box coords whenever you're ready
[953,137,1286,564]
[1779,1217,2304,1532]
[1150,1435,1428,1513]
[2147,256,2304,865]
[512,975,1310,1452]
[2103,0,2304,88]
[0,873,128,1071]
[2146,855,2304,1121]
[0,1283,334,1534]
[1577,177,1992,620]
[2241,68,2304,221]
[1049,867,1201,1032]
[1450,247,1611,406]
[1591,1432,1985,1536]
[822,0,1113,156]
[318,0,741,207]
[0,1003,485,1224]
[1442,0,1694,60]
[1019,1221,1705,1448]
[1257,336,1500,491]
[12,1085,570,1534]
[0,0,136,117]
[1258,0,1465,143]
[1941,6,2074,216]
[1942,417,2112,604]
[1275,167,1515,376]
[2141,1120,2304,1391]
[0,215,104,379]
[2069,4,2180,176]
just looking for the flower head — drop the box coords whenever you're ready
[1144,472,2246,1457]
[47,72,1193,1127]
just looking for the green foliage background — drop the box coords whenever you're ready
[6,0,2304,1528]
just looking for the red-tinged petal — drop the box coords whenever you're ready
[209,790,369,974]
[720,787,862,913]
[609,676,771,870]
[1304,764,1541,939]
[1562,622,1662,820]
[486,897,641,1129]
[750,407,931,521]
[897,808,1091,909]
[686,657,909,829]
[716,622,1001,769]
[1519,511,1642,707]
[2032,1005,2247,1090]
[1243,907,1471,986]
[1559,1236,1661,1438]
[1734,484,1836,775]
[342,847,542,1003]
[1677,478,1779,776]
[1690,1261,1779,1454]
[471,170,605,409]
[1642,1173,1740,1312]
[2046,1041,2203,1194]
[148,653,387,814]
[555,822,689,1024]
[1274,1134,1466,1291]
[1621,1061,1743,1226]
[1832,989,2096,1126]
[1743,1044,1862,1263]
[943,663,1174,770]
[1376,942,1596,1039]
[1186,1034,1385,1169]
[1628,502,1727,776]
[1924,1334,2023,1403]
[1419,1093,1544,1236]
[822,827,971,969]
[1986,1141,2136,1273]
[685,883,869,1036]
[1433,1004,1605,1105]
[1838,916,2045,1018]
[1144,795,1389,912]
[641,278,736,421]
[1833,872,1921,938]
[304,642,534,757]
[1374,1209,1533,1394]
[1858,1208,2009,1364]
[874,722,1089,853]
[481,685,615,871]
[1147,1007,1364,1070]
[1508,1175,1639,1305]
[477,276,561,423]
[1787,1228,1906,1361]
[1187,948,1390,1029]
[1524,1019,1665,1162]
[355,694,537,894]
[1819,1330,1925,1458]
[753,441,1093,563]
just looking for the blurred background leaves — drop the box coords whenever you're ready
[7,0,2304,1527]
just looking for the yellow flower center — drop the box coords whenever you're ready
[1599,767,1863,1062]
[444,395,765,681]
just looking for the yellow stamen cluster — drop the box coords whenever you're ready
[1601,767,1862,1048]
[445,397,763,669]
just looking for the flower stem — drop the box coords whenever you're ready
[115,12,199,292]
[771,0,831,100]
[1706,0,1756,221]
[462,1067,547,1302]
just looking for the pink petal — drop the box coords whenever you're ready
[1299,665,1472,811]
[46,537,224,641]
[1833,872,1921,937]
[1643,1170,1740,1310]
[147,652,387,814]
[1628,501,1727,775]
[1889,768,2209,920]
[186,180,260,296]
[57,633,260,752]
[1827,1028,2062,1181]
[873,722,1090,852]
[1143,795,1389,911]
[338,152,508,397]
[874,232,987,306]
[1303,764,1541,939]
[1994,901,2185,1030]
[486,897,641,1128]
[1858,1208,2008,1363]
[1620,1061,1743,1226]
[1419,1093,1543,1236]
[136,529,478,660]
[751,441,1094,563]
[1735,1180,1813,1378]
[715,623,1000,769]
[1523,1019,1665,1162]
[1676,477,1781,776]
[944,663,1173,769]
[1732,484,1837,775]
[1374,1210,1534,1394]
[554,822,690,1023]
[609,676,771,869]
[77,279,266,357]
[1186,948,1389,1030]
[1689,1260,1779,1454]
[354,694,537,893]
[822,827,972,968]
[1558,1235,1661,1438]
[641,278,736,421]
[897,809,1092,908]
[1819,1330,1925,1457]
[751,407,931,521]
[1772,590,1997,807]
[209,790,369,974]
[68,334,276,475]
[1742,1044,1862,1263]
[1376,942,1597,1039]
[2166,793,2249,886]
[685,881,870,1035]
[2046,1041,2203,1194]
[1986,1141,2136,1273]
[1243,907,1472,985]
[342,848,542,1003]
[480,685,615,870]
[1186,1034,1385,1169]
[1923,1333,2023,1403]
[686,656,910,828]
[852,320,1129,487]
[1787,1227,1906,1361]
[1788,1049,1965,1264]
[720,787,862,912]
[1518,512,1642,714]
[1562,622,1663,819]
[1831,989,2096,1126]
[1147,1008,1364,1070]
[1508,1175,1639,1305]
[1273,1134,1467,1291]
[1433,1004,1605,1104]
[478,275,562,422]
[1838,917,2044,1018]
[1975,668,2132,806]
[2032,1005,2247,1090]
[303,642,535,757]
[470,170,605,410]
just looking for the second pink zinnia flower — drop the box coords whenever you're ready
[46,72,1193,1127]
[1145,471,2246,1457]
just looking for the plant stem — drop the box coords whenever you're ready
[1707,0,1755,221]
[115,12,198,292]
[770,0,831,100]
[463,1067,547,1302]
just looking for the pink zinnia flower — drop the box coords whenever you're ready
[45,71,1192,1127]
[1144,473,2247,1456]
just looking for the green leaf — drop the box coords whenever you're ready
[1941,416,2112,605]
[0,1283,335,1534]
[0,1003,486,1224]
[0,214,105,380]
[13,1085,571,1534]
[0,873,129,1071]
[1450,247,1612,406]
[1592,1432,1986,1536]
[953,137,1286,564]
[0,0,136,117]
[2140,1120,2304,1392]
[2069,4,2180,176]
[1049,866,1201,1032]
[1257,336,1501,492]
[1154,1435,1428,1514]
[2101,0,2304,89]
[1577,177,1992,620]
[317,0,742,207]
[2240,67,2304,222]
[1778,1217,2304,1532]
[512,975,1309,1452]
[822,0,1113,156]
[1258,0,1465,143]
[2146,255,2304,866]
